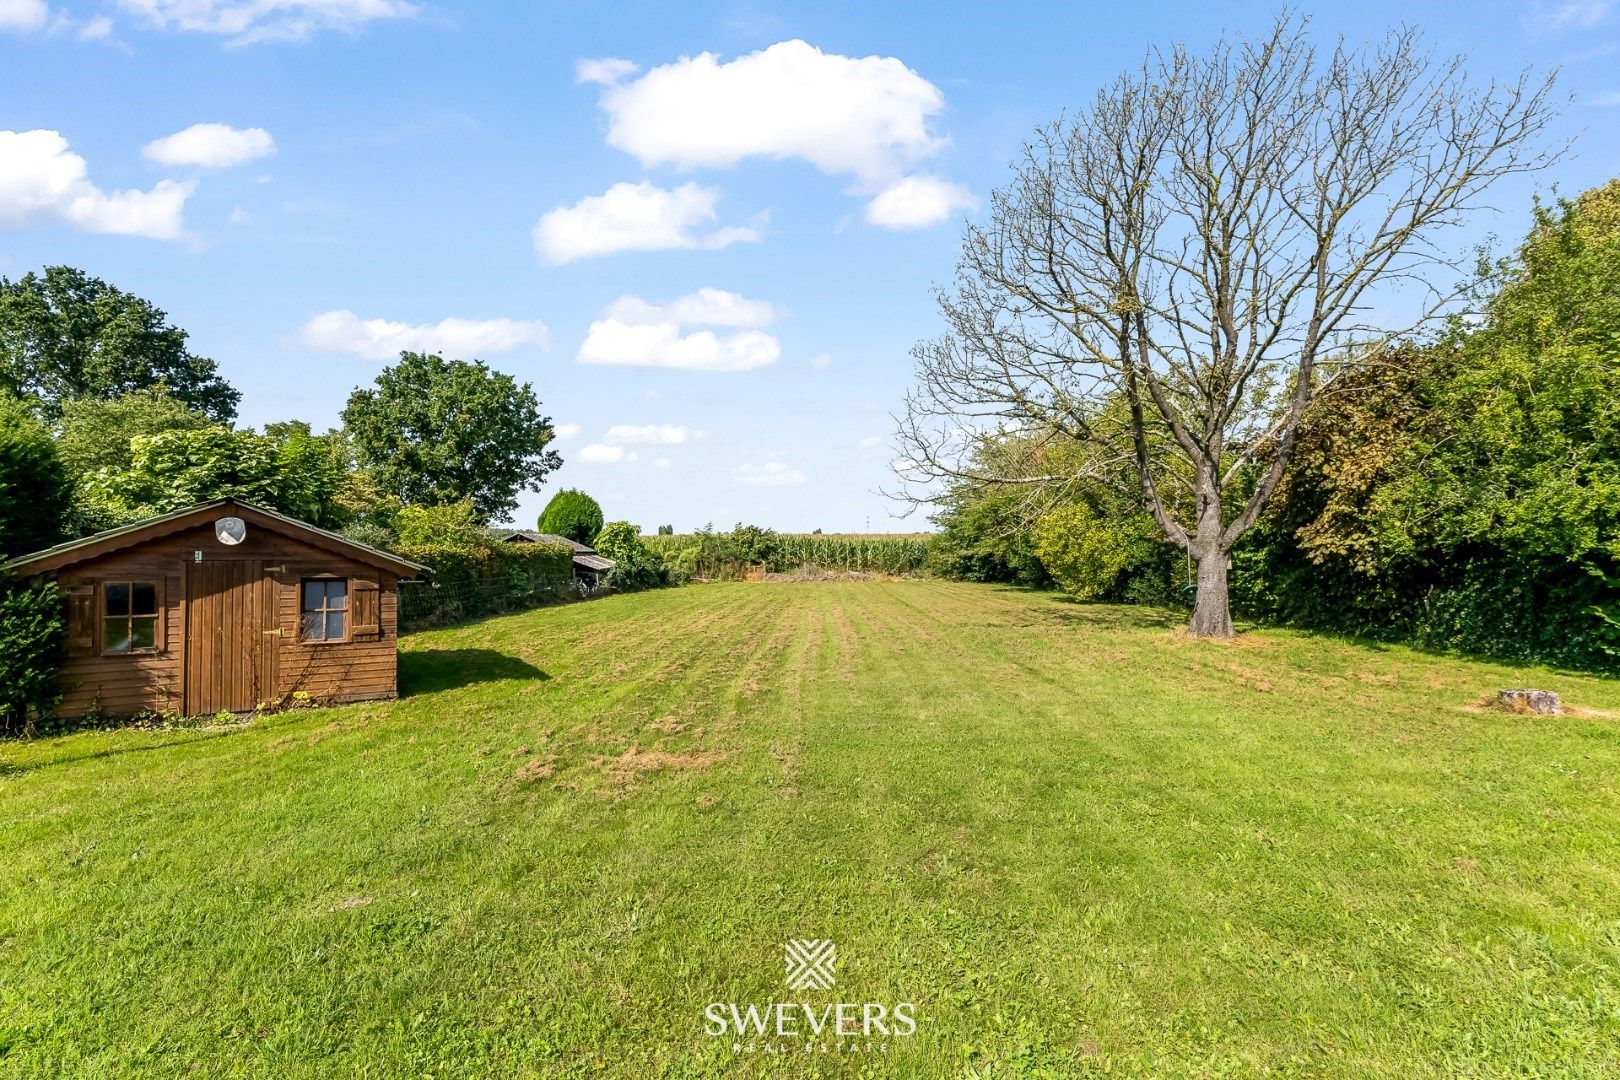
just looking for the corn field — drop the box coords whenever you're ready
[643,532,932,579]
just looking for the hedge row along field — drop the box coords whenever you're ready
[644,531,932,579]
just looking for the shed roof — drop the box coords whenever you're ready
[2,499,431,578]
[500,529,597,554]
[573,553,615,572]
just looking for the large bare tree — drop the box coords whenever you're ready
[893,18,1561,636]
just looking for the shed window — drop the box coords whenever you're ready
[104,581,159,653]
[301,579,348,641]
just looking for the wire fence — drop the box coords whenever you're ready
[398,573,588,631]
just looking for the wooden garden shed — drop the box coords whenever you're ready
[2,499,429,719]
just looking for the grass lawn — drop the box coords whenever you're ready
[3,580,1619,1077]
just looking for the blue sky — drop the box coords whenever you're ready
[3,0,1619,532]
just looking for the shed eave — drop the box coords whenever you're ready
[2,498,431,578]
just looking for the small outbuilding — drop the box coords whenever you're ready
[2,499,429,719]
[499,530,615,587]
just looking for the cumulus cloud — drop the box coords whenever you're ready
[603,287,776,328]
[576,288,782,372]
[864,174,977,229]
[553,422,581,439]
[533,180,760,264]
[299,310,549,360]
[578,322,778,372]
[578,443,637,464]
[585,39,944,183]
[116,0,416,43]
[144,123,276,168]
[0,0,49,31]
[809,353,832,369]
[858,435,883,449]
[579,39,973,227]
[77,14,112,37]
[0,129,192,240]
[732,462,806,487]
[603,423,698,444]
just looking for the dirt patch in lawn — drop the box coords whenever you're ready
[510,755,560,783]
[592,745,730,794]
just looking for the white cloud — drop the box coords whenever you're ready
[732,462,806,487]
[0,129,192,240]
[858,435,883,449]
[229,205,251,223]
[299,310,550,360]
[576,57,638,85]
[578,322,779,372]
[652,457,672,469]
[604,287,776,328]
[532,181,760,264]
[1526,0,1614,33]
[0,0,49,31]
[864,174,977,229]
[144,123,275,168]
[116,0,416,43]
[577,288,782,373]
[1529,0,1607,33]
[1591,90,1620,106]
[604,423,698,444]
[578,443,637,464]
[553,423,581,439]
[77,14,112,37]
[587,40,945,185]
[809,353,832,369]
[580,40,976,227]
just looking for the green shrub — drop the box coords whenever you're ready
[1033,505,1132,599]
[392,500,486,547]
[394,537,574,629]
[0,578,65,736]
[537,489,604,545]
[0,397,69,558]
[594,522,664,590]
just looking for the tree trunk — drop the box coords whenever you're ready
[1185,467,1235,638]
[1188,546,1234,637]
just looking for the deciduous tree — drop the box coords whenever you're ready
[894,17,1560,635]
[0,396,69,557]
[342,352,560,522]
[0,267,240,421]
[537,488,604,545]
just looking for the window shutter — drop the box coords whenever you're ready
[64,583,96,656]
[352,576,381,640]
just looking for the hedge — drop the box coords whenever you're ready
[396,539,575,629]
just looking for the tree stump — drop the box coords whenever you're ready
[1498,689,1561,715]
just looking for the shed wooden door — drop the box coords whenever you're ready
[185,560,276,714]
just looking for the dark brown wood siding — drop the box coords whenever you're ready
[49,518,402,718]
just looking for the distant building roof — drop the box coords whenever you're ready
[500,529,596,554]
[496,529,615,573]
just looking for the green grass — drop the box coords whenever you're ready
[3,580,1619,1077]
